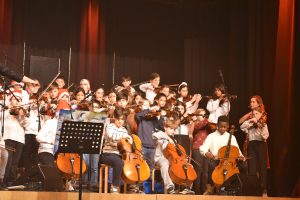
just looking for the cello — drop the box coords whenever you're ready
[211,126,240,188]
[117,133,150,189]
[56,153,87,180]
[163,141,197,186]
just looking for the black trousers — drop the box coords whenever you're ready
[20,134,39,170]
[100,153,124,186]
[38,152,55,167]
[248,140,267,190]
[191,149,209,194]
[4,140,24,183]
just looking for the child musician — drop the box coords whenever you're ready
[100,107,133,193]
[139,72,160,104]
[2,92,28,186]
[200,115,245,194]
[135,93,166,170]
[152,115,195,194]
[191,108,210,194]
[240,107,269,195]
[206,84,230,124]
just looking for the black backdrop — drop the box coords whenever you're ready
[0,0,299,197]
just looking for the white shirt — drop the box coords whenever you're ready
[200,130,242,157]
[152,130,175,162]
[139,83,156,104]
[36,118,58,154]
[102,123,132,155]
[175,124,189,136]
[1,111,27,144]
[240,120,269,141]
[206,99,230,123]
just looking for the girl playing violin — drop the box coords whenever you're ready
[206,84,230,124]
[177,82,202,114]
[100,107,133,193]
[240,107,269,195]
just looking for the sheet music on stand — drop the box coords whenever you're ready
[58,120,104,200]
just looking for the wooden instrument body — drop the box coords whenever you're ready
[56,153,87,180]
[117,134,150,184]
[211,145,240,188]
[163,143,197,186]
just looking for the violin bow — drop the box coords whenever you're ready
[38,71,61,101]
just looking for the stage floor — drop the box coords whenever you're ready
[0,191,295,200]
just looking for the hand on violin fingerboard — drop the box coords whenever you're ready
[205,152,215,160]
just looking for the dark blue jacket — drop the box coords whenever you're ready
[135,109,164,148]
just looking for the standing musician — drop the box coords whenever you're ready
[135,93,166,171]
[206,84,230,124]
[173,101,193,157]
[94,87,105,103]
[177,82,201,114]
[55,75,66,90]
[152,115,195,194]
[19,80,43,171]
[70,88,86,110]
[79,79,93,101]
[2,92,28,186]
[200,115,245,194]
[240,106,269,196]
[0,130,8,188]
[120,75,135,105]
[190,108,210,194]
[99,107,133,193]
[139,72,160,104]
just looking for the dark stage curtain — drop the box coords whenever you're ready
[183,0,298,196]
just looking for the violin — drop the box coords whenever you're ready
[163,142,197,186]
[117,134,150,186]
[9,106,29,117]
[56,153,87,180]
[211,126,240,188]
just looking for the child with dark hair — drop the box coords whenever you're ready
[139,72,160,103]
[100,107,133,193]
[206,84,230,123]
[135,93,166,171]
[200,115,245,194]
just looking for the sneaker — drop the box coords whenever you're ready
[110,185,119,193]
[262,190,268,197]
[167,186,176,194]
[203,184,214,195]
[179,188,195,195]
[128,185,144,194]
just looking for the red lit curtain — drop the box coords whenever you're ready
[79,0,106,89]
[0,0,13,45]
[269,0,295,195]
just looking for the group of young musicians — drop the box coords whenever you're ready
[0,70,269,196]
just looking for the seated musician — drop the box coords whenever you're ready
[200,115,245,194]
[99,107,133,193]
[152,115,195,194]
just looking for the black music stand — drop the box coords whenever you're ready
[58,120,104,200]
